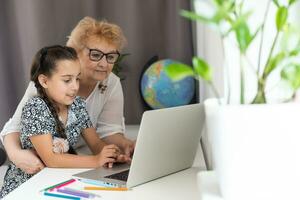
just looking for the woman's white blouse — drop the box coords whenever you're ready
[0,73,125,143]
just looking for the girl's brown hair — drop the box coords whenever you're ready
[31,45,78,154]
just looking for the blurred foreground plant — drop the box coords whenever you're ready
[165,0,300,104]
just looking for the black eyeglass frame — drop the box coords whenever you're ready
[87,48,120,64]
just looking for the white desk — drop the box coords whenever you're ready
[4,125,206,199]
[198,171,223,200]
[4,167,202,200]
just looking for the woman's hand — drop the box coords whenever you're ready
[4,133,45,174]
[102,133,136,158]
[13,149,45,174]
[122,139,136,158]
[96,144,120,168]
[116,154,131,163]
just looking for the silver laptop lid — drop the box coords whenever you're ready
[72,103,205,188]
[127,103,204,188]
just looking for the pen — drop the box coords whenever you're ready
[78,178,118,187]
[57,187,101,198]
[41,179,75,192]
[43,191,81,200]
[84,186,129,191]
[49,179,76,191]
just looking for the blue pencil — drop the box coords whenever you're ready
[43,191,81,200]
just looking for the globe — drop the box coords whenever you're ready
[140,59,195,109]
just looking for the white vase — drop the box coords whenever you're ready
[204,98,300,200]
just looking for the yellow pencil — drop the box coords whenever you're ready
[84,186,129,191]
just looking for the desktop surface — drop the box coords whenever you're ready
[4,167,201,200]
[3,125,206,200]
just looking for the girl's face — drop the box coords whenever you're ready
[40,59,81,109]
[78,36,119,82]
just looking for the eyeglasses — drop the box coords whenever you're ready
[87,48,120,64]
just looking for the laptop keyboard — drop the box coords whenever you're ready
[104,170,130,181]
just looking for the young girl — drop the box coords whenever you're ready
[0,45,127,197]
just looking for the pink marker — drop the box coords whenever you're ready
[49,179,76,191]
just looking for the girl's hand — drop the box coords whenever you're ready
[96,144,120,168]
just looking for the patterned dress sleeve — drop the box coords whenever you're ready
[20,97,55,140]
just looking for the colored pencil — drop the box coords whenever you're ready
[40,179,75,192]
[84,186,129,191]
[43,191,81,200]
[49,179,76,191]
[57,187,101,198]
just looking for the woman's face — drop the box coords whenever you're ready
[78,36,119,82]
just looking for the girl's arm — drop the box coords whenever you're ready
[81,127,107,155]
[82,128,131,164]
[30,134,117,168]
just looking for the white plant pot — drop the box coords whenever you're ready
[204,98,300,200]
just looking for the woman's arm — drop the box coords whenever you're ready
[1,82,37,142]
[94,75,135,157]
[102,133,135,157]
[1,82,43,174]
[3,132,44,173]
[30,134,117,168]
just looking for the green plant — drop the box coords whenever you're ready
[165,0,300,104]
[113,53,130,80]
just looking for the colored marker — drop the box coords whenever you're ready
[49,179,76,191]
[84,186,128,191]
[78,178,118,187]
[57,187,101,198]
[43,191,81,200]
[40,179,75,192]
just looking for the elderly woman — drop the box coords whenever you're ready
[0,16,135,174]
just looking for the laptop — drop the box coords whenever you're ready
[73,103,205,188]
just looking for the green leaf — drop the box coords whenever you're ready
[192,57,212,81]
[113,53,130,78]
[276,6,288,31]
[264,52,286,77]
[273,0,280,7]
[213,0,223,6]
[115,53,130,63]
[224,10,253,36]
[281,64,300,90]
[289,0,297,6]
[289,46,300,56]
[211,1,235,24]
[213,0,235,7]
[249,25,262,45]
[164,63,195,81]
[180,10,211,23]
[234,21,252,53]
